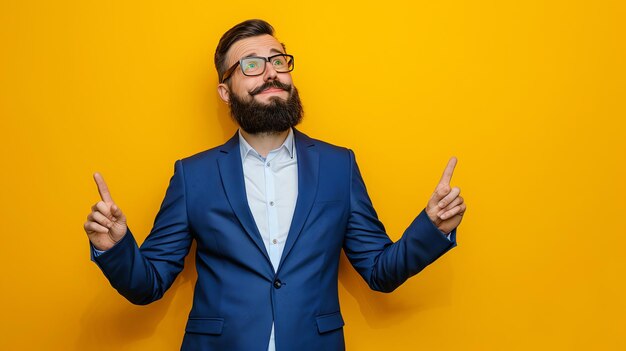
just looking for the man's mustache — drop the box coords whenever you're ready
[249,81,292,96]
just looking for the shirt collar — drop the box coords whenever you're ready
[238,128,295,161]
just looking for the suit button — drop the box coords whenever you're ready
[274,279,282,289]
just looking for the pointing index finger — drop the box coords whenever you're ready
[439,157,458,185]
[93,172,114,203]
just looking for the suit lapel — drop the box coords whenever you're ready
[277,129,319,271]
[217,132,271,264]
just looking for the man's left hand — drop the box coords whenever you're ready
[425,157,466,234]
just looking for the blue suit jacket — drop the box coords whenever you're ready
[93,129,457,351]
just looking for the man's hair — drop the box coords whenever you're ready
[214,19,285,83]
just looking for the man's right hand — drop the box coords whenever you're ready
[83,173,128,251]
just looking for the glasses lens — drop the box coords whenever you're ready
[241,57,265,76]
[270,54,293,72]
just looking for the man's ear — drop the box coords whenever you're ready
[217,83,230,104]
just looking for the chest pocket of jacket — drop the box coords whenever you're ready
[185,317,224,335]
[316,311,345,334]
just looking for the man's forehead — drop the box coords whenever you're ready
[227,34,285,62]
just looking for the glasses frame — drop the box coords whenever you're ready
[220,53,294,83]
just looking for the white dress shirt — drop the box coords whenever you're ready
[238,128,298,351]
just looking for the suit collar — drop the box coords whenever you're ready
[277,128,319,272]
[217,132,272,269]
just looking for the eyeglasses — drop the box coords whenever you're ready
[220,53,294,83]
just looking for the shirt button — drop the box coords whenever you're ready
[269,201,275,206]
[272,239,278,244]
[274,279,282,289]
[266,162,271,167]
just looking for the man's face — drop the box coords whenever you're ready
[219,34,293,105]
[217,34,303,135]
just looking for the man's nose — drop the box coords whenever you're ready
[263,61,278,81]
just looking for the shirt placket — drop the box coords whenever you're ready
[263,151,281,271]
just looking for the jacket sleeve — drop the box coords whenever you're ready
[342,149,457,293]
[93,160,193,305]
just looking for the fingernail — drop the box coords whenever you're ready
[438,201,445,207]
[440,213,447,219]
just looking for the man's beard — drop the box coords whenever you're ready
[228,81,303,135]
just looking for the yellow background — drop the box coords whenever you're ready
[1,0,625,349]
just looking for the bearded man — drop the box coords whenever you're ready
[84,19,466,351]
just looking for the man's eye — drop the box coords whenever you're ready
[272,58,284,66]
[245,61,258,69]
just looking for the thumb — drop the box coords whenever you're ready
[111,204,125,221]
[109,203,128,239]
[430,183,451,204]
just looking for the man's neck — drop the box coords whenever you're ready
[239,129,290,158]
